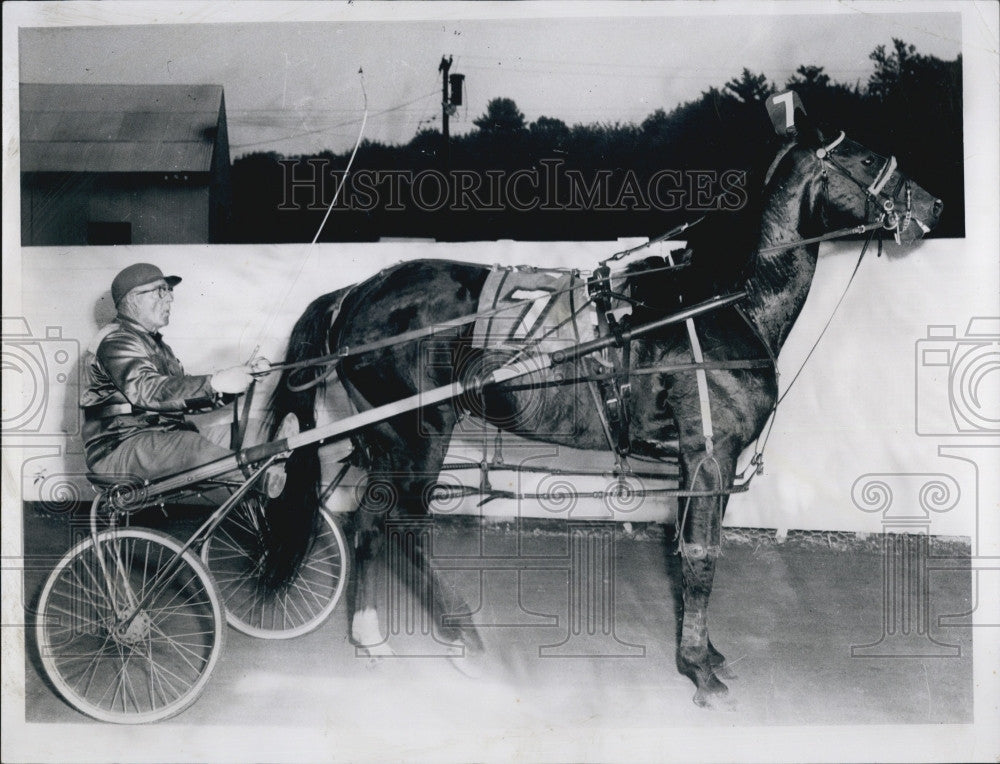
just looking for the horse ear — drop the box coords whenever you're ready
[792,107,824,148]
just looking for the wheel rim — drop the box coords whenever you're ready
[36,529,223,724]
[202,501,348,639]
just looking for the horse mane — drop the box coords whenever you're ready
[625,151,773,311]
[684,159,769,292]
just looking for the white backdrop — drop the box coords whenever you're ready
[7,233,996,535]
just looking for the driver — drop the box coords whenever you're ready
[81,263,287,495]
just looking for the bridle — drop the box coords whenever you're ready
[815,131,914,245]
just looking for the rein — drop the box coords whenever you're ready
[258,260,689,385]
[737,231,884,484]
[258,212,894,384]
[253,130,907,516]
[263,128,906,501]
[249,71,370,358]
[757,219,890,256]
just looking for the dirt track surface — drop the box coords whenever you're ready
[21,504,972,728]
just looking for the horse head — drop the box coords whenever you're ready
[776,112,943,246]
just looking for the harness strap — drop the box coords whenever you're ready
[231,381,256,450]
[684,317,715,455]
[589,266,634,465]
[597,315,631,463]
[867,155,898,197]
[573,274,619,456]
[617,336,632,456]
[739,231,874,482]
[659,247,715,456]
[443,482,749,507]
[587,376,619,455]
[491,358,774,393]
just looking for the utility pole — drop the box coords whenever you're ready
[439,55,453,169]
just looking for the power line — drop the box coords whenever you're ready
[460,62,875,82]
[456,52,877,77]
[231,89,439,149]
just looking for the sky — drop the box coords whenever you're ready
[17,7,962,158]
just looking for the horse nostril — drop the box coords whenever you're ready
[932,199,944,216]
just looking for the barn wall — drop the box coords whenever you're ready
[89,179,210,244]
[9,236,997,536]
[20,174,95,246]
[20,174,210,245]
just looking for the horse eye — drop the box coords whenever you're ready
[862,156,876,167]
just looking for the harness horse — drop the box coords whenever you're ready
[266,113,942,708]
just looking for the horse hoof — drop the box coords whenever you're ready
[441,632,487,679]
[693,686,736,712]
[447,651,488,680]
[713,663,738,681]
[354,640,396,666]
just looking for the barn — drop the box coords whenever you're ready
[19,83,232,246]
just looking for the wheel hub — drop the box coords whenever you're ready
[113,610,152,645]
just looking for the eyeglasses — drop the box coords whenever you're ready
[133,284,173,298]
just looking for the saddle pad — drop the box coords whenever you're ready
[472,267,596,357]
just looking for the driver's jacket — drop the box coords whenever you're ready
[80,316,225,468]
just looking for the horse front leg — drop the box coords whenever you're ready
[676,446,735,709]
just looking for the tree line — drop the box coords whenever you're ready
[229,39,963,243]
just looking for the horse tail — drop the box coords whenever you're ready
[261,289,349,589]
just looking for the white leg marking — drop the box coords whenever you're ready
[351,608,395,657]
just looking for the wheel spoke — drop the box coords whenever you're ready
[38,530,223,723]
[67,635,119,700]
[68,556,114,618]
[202,508,346,638]
[146,623,207,678]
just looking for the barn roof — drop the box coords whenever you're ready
[20,83,225,173]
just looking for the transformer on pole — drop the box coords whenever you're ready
[449,73,465,106]
[439,57,463,169]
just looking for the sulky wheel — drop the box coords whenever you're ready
[200,497,348,639]
[36,528,225,724]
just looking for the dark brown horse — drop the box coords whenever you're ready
[266,115,941,707]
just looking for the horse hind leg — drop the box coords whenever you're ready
[349,509,396,662]
[348,423,484,663]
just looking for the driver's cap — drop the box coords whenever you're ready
[111,263,182,306]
